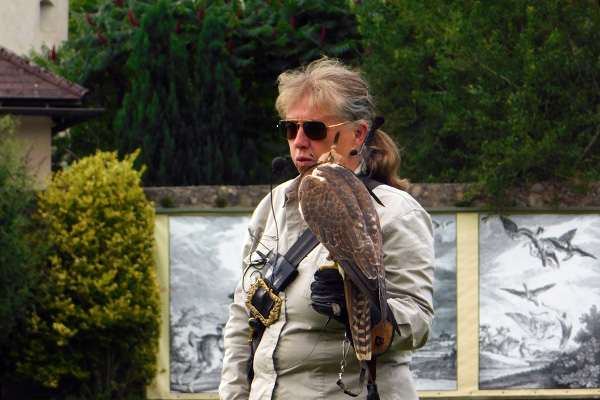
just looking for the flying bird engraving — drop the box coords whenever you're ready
[499,216,559,268]
[500,215,596,267]
[500,282,556,307]
[544,229,597,261]
[297,133,392,362]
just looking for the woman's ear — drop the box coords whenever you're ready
[353,120,369,149]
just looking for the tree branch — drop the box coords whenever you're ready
[472,57,519,89]
[581,127,600,160]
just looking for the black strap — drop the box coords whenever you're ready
[284,228,321,269]
[359,175,384,206]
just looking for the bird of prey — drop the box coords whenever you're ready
[499,215,560,268]
[500,282,556,307]
[297,133,392,362]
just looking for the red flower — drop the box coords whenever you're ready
[255,8,260,15]
[175,20,181,34]
[115,0,123,7]
[236,9,242,19]
[355,0,362,4]
[198,5,204,19]
[50,45,56,61]
[128,9,140,27]
[86,11,95,27]
[97,31,108,43]
[320,24,326,43]
[226,37,233,52]
[290,16,295,29]
[270,27,277,41]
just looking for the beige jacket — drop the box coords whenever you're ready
[219,176,435,400]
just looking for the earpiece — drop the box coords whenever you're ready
[350,148,358,156]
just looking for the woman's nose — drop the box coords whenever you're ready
[293,125,311,147]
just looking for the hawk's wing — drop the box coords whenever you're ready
[299,164,382,271]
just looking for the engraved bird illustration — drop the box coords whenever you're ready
[499,215,560,268]
[297,132,393,362]
[500,282,556,307]
[544,229,597,261]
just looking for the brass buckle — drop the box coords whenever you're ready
[246,278,282,327]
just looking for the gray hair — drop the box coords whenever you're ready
[276,57,376,131]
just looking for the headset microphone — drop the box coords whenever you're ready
[272,156,290,174]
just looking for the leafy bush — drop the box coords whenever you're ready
[358,0,600,203]
[11,150,161,399]
[0,116,37,351]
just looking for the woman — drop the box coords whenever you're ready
[219,57,435,400]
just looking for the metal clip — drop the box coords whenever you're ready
[336,337,365,397]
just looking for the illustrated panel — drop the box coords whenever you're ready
[479,213,600,390]
[169,215,250,394]
[413,214,458,391]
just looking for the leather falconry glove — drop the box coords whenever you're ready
[310,267,348,325]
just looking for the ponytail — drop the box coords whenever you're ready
[365,130,409,192]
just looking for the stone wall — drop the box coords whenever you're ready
[144,181,600,209]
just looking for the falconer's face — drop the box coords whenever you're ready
[283,95,368,174]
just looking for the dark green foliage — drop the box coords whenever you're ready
[0,117,37,353]
[191,9,246,185]
[115,0,199,185]
[216,195,229,208]
[31,0,361,185]
[159,195,175,208]
[358,0,600,202]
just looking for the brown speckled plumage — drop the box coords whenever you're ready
[298,162,387,361]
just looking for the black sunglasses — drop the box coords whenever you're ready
[277,120,353,141]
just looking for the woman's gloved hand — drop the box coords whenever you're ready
[309,267,348,325]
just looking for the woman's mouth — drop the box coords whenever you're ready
[295,155,317,168]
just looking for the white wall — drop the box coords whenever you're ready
[0,0,69,56]
[14,115,53,188]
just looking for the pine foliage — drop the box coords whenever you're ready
[115,1,199,186]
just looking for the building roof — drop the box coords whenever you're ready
[0,44,103,133]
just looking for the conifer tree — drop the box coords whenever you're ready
[115,0,197,186]
[32,0,362,185]
[192,10,245,184]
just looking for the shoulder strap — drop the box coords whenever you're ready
[267,228,319,292]
[359,175,385,206]
[285,227,321,265]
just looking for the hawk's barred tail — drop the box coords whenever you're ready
[345,279,372,361]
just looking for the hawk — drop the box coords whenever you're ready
[297,133,392,362]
